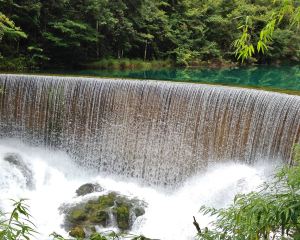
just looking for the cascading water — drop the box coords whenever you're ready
[0,140,275,240]
[0,74,299,185]
[0,74,299,239]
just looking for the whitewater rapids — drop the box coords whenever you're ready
[0,140,278,240]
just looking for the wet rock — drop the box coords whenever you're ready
[113,202,130,230]
[98,192,116,208]
[90,210,109,226]
[76,183,103,196]
[4,153,34,189]
[90,226,96,233]
[69,226,85,238]
[68,208,87,223]
[134,206,145,217]
[63,192,146,235]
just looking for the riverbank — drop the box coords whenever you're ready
[1,55,298,72]
[81,58,173,70]
[0,57,234,72]
[82,58,239,70]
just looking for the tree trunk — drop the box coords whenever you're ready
[144,40,148,61]
[96,20,99,58]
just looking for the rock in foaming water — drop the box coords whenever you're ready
[76,183,104,196]
[3,153,34,189]
[63,192,146,237]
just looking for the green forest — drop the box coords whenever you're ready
[0,0,299,70]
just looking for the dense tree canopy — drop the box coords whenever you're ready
[0,0,299,69]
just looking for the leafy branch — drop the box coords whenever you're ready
[0,12,27,41]
[234,0,300,62]
[0,199,37,240]
[50,231,152,240]
[197,144,300,240]
[233,16,255,62]
[0,199,152,240]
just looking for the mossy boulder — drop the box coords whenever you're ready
[98,192,116,208]
[113,203,130,230]
[64,192,146,236]
[84,199,100,212]
[90,210,109,226]
[76,183,103,196]
[84,193,116,214]
[69,226,85,238]
[68,208,87,223]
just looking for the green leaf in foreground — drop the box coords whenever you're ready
[0,199,37,240]
[198,144,300,240]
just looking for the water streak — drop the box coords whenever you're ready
[0,74,299,185]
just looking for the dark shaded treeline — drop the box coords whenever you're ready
[0,0,299,69]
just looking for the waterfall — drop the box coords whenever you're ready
[0,74,299,186]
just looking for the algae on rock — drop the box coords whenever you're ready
[63,191,146,238]
[69,226,86,238]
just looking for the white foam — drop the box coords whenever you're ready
[0,141,277,240]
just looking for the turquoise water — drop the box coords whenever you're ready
[47,65,300,93]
